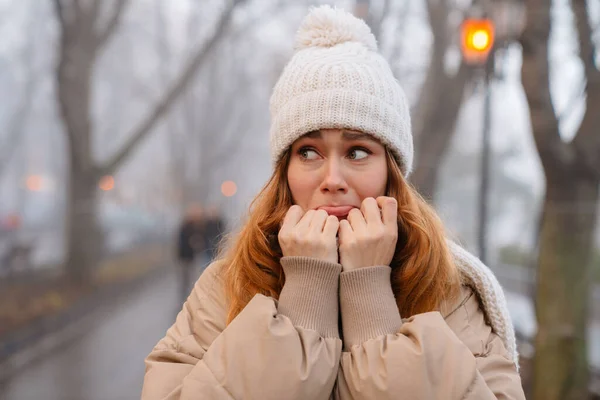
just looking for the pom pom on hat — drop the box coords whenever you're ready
[295,5,378,51]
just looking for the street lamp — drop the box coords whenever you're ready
[460,17,496,264]
[460,1,526,265]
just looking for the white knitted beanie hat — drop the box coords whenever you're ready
[269,5,414,176]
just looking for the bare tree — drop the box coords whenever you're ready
[154,0,187,212]
[354,0,392,40]
[0,92,31,179]
[52,0,247,282]
[156,1,272,211]
[0,2,39,180]
[191,50,257,207]
[521,0,600,398]
[410,0,474,201]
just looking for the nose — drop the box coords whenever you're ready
[320,158,348,194]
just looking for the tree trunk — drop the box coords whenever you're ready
[65,168,103,284]
[411,61,471,200]
[55,20,100,283]
[52,1,245,284]
[533,170,598,400]
[521,1,600,396]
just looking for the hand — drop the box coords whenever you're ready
[338,197,398,272]
[278,205,340,264]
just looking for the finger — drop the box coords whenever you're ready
[338,219,353,243]
[310,210,329,233]
[376,196,398,227]
[296,209,315,231]
[360,197,381,225]
[281,205,304,232]
[323,215,340,238]
[347,208,366,232]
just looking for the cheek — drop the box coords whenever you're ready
[287,165,319,209]
[350,166,388,199]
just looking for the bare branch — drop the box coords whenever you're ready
[571,0,600,177]
[411,61,471,197]
[1,4,40,178]
[354,0,388,40]
[387,0,411,70]
[411,0,450,140]
[395,66,426,80]
[99,0,247,176]
[89,0,102,21]
[53,0,66,28]
[425,0,449,47]
[73,0,83,18]
[229,0,287,40]
[205,99,254,167]
[557,80,585,123]
[381,0,392,20]
[362,0,394,39]
[0,130,22,178]
[372,0,392,40]
[572,0,599,78]
[0,71,38,173]
[95,0,130,50]
[520,0,572,170]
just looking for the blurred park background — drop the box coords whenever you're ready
[0,0,598,399]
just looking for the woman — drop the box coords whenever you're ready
[142,6,525,399]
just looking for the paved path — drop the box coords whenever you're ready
[0,262,205,400]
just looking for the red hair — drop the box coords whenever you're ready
[221,148,460,323]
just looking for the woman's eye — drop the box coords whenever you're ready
[299,148,319,160]
[348,148,369,160]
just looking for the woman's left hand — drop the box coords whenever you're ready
[338,196,398,272]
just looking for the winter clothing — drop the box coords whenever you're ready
[269,6,414,176]
[448,240,519,365]
[203,215,226,261]
[176,220,205,263]
[142,242,525,399]
[143,5,525,399]
[176,217,206,303]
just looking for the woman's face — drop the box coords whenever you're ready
[287,129,388,219]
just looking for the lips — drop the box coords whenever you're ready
[317,205,355,218]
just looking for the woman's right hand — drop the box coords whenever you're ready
[278,205,340,264]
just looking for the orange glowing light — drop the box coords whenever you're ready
[221,181,237,197]
[461,19,495,65]
[99,175,115,191]
[26,175,44,191]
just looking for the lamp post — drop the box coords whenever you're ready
[460,1,525,264]
[460,17,495,264]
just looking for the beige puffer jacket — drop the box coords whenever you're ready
[142,254,525,399]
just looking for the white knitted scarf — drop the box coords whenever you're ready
[448,241,519,369]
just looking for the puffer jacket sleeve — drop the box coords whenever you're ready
[142,257,343,400]
[335,266,525,400]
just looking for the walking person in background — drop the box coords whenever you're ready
[143,6,525,399]
[175,204,205,304]
[203,206,226,262]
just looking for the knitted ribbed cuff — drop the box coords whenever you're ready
[278,257,342,338]
[340,266,402,349]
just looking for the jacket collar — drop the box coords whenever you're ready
[448,240,520,370]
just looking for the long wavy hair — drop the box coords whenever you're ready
[221,148,461,324]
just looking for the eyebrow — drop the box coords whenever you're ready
[304,130,375,141]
